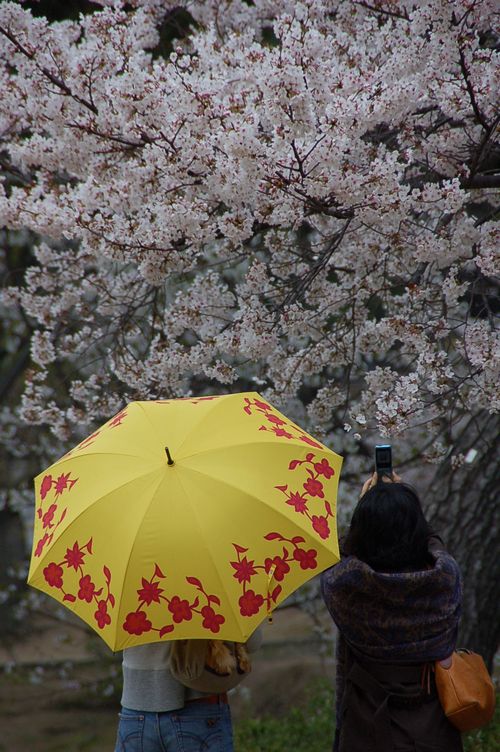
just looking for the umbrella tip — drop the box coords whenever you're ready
[165,446,174,466]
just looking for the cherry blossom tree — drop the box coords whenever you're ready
[0,0,499,663]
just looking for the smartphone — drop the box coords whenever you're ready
[375,444,392,478]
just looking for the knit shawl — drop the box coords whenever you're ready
[321,539,462,661]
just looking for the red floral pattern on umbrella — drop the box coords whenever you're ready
[275,453,335,540]
[230,556,258,584]
[42,538,115,630]
[109,409,128,428]
[34,471,78,559]
[122,565,226,638]
[123,610,152,635]
[243,397,324,448]
[201,605,225,632]
[239,589,264,616]
[62,407,130,460]
[169,596,192,623]
[230,533,319,618]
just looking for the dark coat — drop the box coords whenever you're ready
[321,538,463,752]
[335,638,463,752]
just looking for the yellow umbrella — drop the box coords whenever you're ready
[28,392,342,651]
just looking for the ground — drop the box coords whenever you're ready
[0,604,335,752]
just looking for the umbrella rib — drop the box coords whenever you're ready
[183,464,339,551]
[29,469,164,592]
[135,396,337,463]
[179,436,337,458]
[172,468,246,636]
[171,394,234,457]
[33,468,165,546]
[134,399,215,465]
[135,400,163,446]
[178,465,339,630]
[114,470,167,648]
[37,451,161,476]
[133,398,226,458]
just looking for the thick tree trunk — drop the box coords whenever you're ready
[425,413,499,671]
[0,508,26,635]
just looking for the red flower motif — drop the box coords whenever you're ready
[293,548,318,570]
[42,504,58,529]
[43,562,64,588]
[168,596,193,623]
[109,410,127,427]
[231,556,257,584]
[78,574,96,603]
[123,610,152,635]
[287,492,308,513]
[264,555,290,582]
[299,435,323,448]
[201,606,225,633]
[314,459,335,479]
[64,542,85,571]
[254,400,271,411]
[35,533,49,557]
[54,472,76,496]
[40,475,53,501]
[272,426,293,439]
[238,589,264,616]
[138,578,164,606]
[312,515,330,540]
[303,477,324,498]
[95,600,111,629]
[266,414,286,426]
[79,431,100,449]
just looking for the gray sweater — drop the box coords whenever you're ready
[121,642,203,711]
[121,631,262,712]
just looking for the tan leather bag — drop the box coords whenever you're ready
[435,649,496,732]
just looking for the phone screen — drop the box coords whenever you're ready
[375,445,392,473]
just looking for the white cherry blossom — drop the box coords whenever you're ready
[0,0,497,462]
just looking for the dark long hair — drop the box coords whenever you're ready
[343,482,433,572]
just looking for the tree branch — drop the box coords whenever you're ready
[458,47,488,129]
[0,25,98,115]
[277,218,353,312]
[354,1,410,21]
[463,173,500,189]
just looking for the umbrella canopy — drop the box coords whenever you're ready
[28,393,343,651]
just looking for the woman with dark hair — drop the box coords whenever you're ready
[321,473,463,752]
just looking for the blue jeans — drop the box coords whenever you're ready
[114,700,234,752]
